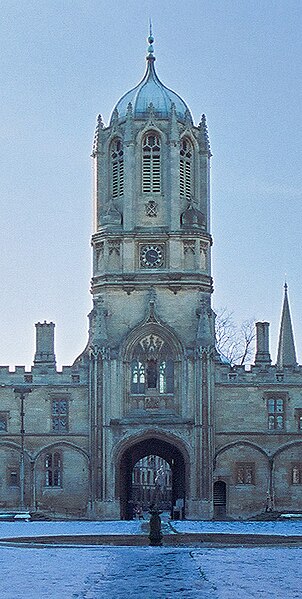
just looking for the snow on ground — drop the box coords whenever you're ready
[1,517,302,539]
[0,521,301,598]
[0,519,144,538]
[172,518,302,535]
[191,547,302,599]
[0,546,208,599]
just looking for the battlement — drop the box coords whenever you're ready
[0,363,88,386]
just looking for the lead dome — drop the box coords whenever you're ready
[110,33,193,125]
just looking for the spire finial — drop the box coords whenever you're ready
[277,283,297,369]
[147,20,155,60]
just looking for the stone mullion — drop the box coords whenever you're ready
[88,354,95,511]
[201,350,213,506]
[101,352,110,500]
[194,351,202,499]
[169,142,180,231]
[30,460,35,510]
[123,142,135,231]
[90,352,99,506]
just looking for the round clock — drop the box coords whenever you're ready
[140,244,164,268]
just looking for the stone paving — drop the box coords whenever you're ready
[0,520,302,598]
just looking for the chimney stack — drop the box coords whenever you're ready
[34,321,56,367]
[254,322,271,366]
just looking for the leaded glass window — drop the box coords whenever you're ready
[131,360,145,394]
[45,452,62,487]
[236,463,255,485]
[52,399,68,432]
[292,465,302,485]
[0,413,7,432]
[267,398,284,430]
[130,339,174,395]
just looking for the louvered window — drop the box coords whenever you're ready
[180,138,192,198]
[111,139,124,198]
[142,132,161,193]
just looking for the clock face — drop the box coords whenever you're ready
[140,244,164,268]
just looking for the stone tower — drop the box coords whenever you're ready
[89,31,215,519]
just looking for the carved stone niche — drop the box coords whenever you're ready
[107,239,121,270]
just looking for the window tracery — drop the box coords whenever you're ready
[130,334,174,395]
[111,138,124,198]
[142,132,161,193]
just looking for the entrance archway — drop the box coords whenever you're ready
[118,437,186,520]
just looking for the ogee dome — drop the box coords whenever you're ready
[110,32,193,125]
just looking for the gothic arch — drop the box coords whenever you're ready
[214,441,270,467]
[114,429,191,519]
[33,441,90,514]
[34,441,90,463]
[113,428,191,466]
[271,440,302,460]
[0,440,31,461]
[110,137,124,199]
[121,320,184,362]
[179,135,194,200]
[271,440,302,511]
[121,320,184,415]
[136,122,167,147]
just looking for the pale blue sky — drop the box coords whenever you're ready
[0,0,301,368]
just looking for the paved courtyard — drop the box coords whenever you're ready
[0,520,301,598]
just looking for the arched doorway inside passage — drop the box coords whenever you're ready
[117,435,187,520]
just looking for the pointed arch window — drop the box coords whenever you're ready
[142,132,161,193]
[180,138,193,199]
[130,335,174,395]
[111,138,124,198]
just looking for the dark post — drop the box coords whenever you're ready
[14,387,32,509]
[149,506,163,546]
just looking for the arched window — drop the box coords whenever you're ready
[142,132,161,193]
[131,359,145,394]
[130,335,174,395]
[45,452,62,487]
[180,138,192,199]
[111,138,124,198]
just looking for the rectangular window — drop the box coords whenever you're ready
[267,397,284,430]
[236,463,255,485]
[51,399,68,432]
[292,464,302,485]
[45,452,62,487]
[7,467,19,486]
[295,409,302,431]
[0,413,8,432]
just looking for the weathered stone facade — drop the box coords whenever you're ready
[0,35,301,520]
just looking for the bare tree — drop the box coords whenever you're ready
[215,308,256,366]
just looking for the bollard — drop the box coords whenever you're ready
[149,507,163,546]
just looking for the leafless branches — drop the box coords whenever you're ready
[215,308,256,366]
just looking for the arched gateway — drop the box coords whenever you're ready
[117,436,187,520]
